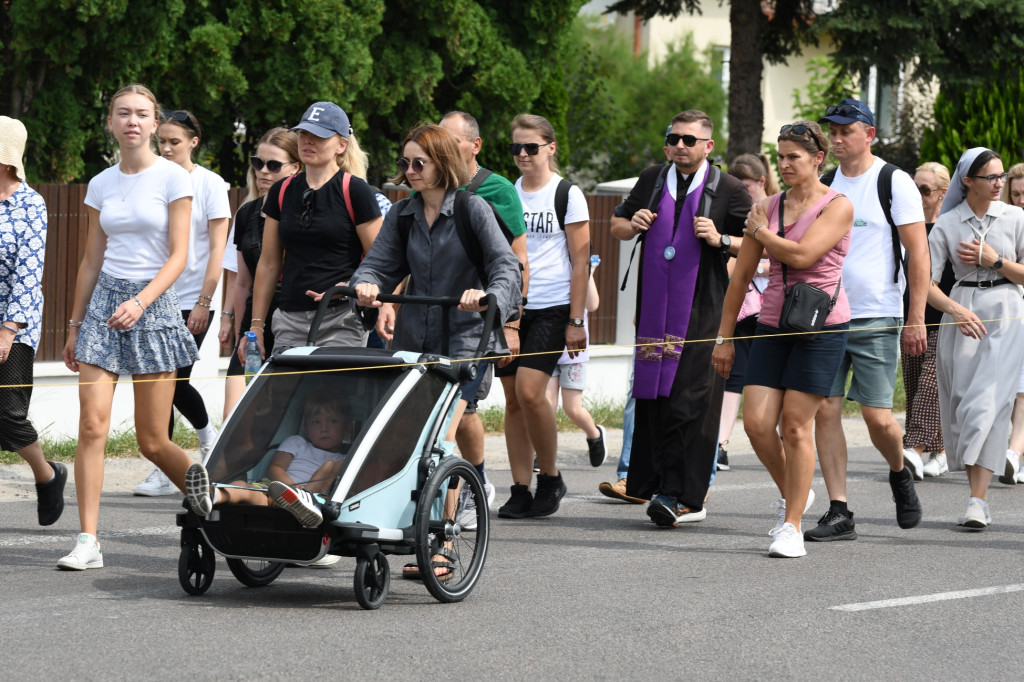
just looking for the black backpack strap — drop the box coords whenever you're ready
[819,168,837,186]
[466,168,492,195]
[876,162,903,283]
[620,165,673,291]
[453,190,488,286]
[697,165,721,219]
[395,198,414,249]
[555,178,572,230]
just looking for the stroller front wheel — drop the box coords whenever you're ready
[178,530,216,595]
[353,552,390,610]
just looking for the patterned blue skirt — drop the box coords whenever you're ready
[75,271,199,375]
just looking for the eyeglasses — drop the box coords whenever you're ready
[823,103,873,125]
[509,142,551,156]
[917,185,937,196]
[397,157,431,174]
[162,109,198,133]
[664,133,711,147]
[969,172,1008,184]
[779,124,824,152]
[250,156,292,173]
[300,188,315,228]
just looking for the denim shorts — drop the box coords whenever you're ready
[744,322,850,396]
[827,316,901,407]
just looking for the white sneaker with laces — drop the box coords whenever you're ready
[185,463,213,517]
[903,448,925,481]
[306,554,341,568]
[959,497,990,529]
[57,533,104,570]
[268,481,323,528]
[769,489,815,536]
[484,481,495,508]
[999,449,1020,485]
[132,466,177,497]
[768,522,806,558]
[922,452,948,477]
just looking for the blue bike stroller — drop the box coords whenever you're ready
[176,287,494,609]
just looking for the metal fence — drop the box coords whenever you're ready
[32,185,624,362]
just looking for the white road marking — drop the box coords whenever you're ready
[831,584,1024,612]
[0,526,178,548]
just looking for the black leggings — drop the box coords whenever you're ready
[168,309,214,439]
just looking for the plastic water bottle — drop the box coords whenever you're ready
[590,254,601,268]
[244,331,261,383]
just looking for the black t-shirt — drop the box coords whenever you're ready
[263,171,381,311]
[233,197,264,278]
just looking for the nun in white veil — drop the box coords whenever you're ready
[927,147,1024,529]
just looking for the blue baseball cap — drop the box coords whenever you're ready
[818,98,875,127]
[292,101,351,139]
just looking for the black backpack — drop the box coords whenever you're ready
[820,162,904,283]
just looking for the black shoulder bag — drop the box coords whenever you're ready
[777,191,842,333]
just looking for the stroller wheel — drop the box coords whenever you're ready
[226,558,286,587]
[353,553,390,610]
[178,530,216,595]
[414,458,489,603]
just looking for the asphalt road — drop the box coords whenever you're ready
[3,435,1024,680]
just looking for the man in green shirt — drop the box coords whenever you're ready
[441,111,529,519]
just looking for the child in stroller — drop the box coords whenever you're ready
[185,389,352,528]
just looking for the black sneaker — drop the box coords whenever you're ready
[526,473,567,517]
[36,461,67,526]
[587,425,607,467]
[716,444,730,472]
[803,507,857,541]
[890,468,922,529]
[498,484,533,519]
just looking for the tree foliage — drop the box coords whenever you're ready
[0,0,583,185]
[564,18,725,188]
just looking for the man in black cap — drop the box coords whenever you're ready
[807,98,929,542]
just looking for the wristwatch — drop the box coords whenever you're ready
[715,335,731,345]
[720,234,732,253]
[568,318,585,328]
[993,255,1004,270]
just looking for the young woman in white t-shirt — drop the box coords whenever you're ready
[495,113,591,519]
[59,84,199,570]
[131,110,231,497]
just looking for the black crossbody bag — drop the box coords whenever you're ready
[777,191,841,333]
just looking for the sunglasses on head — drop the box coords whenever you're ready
[162,109,197,133]
[779,124,823,152]
[250,156,291,173]
[300,188,315,228]
[664,133,711,147]
[823,103,873,124]
[509,142,550,156]
[397,157,430,174]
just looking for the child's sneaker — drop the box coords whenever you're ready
[57,533,104,570]
[268,481,323,528]
[587,425,607,467]
[185,463,214,517]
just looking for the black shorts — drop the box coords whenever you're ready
[724,314,758,393]
[744,322,850,396]
[494,304,569,378]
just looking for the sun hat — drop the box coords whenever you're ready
[292,102,351,139]
[0,116,28,181]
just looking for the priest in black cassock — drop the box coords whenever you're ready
[610,110,752,527]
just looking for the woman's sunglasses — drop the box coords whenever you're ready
[509,142,551,156]
[779,124,823,152]
[397,157,430,174]
[162,109,198,134]
[250,156,292,173]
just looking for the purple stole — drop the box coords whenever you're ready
[633,171,705,399]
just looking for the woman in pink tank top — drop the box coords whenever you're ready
[711,121,853,559]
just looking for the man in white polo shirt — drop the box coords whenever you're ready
[806,99,930,542]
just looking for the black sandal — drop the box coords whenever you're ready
[402,546,456,582]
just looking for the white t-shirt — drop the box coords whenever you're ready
[174,166,232,308]
[85,156,193,281]
[221,224,238,274]
[277,435,344,484]
[828,156,924,318]
[516,173,589,308]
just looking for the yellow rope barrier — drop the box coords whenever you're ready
[5,314,1023,391]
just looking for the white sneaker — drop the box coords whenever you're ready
[268,481,323,528]
[57,533,104,570]
[999,450,1020,485]
[903,448,925,481]
[922,452,948,477]
[958,497,990,529]
[185,463,213,517]
[769,489,815,536]
[456,484,480,531]
[768,522,806,558]
[484,481,495,508]
[306,554,341,568]
[132,466,177,497]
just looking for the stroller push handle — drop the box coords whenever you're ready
[308,285,499,364]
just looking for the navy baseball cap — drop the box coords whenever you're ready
[292,101,351,139]
[818,98,875,127]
